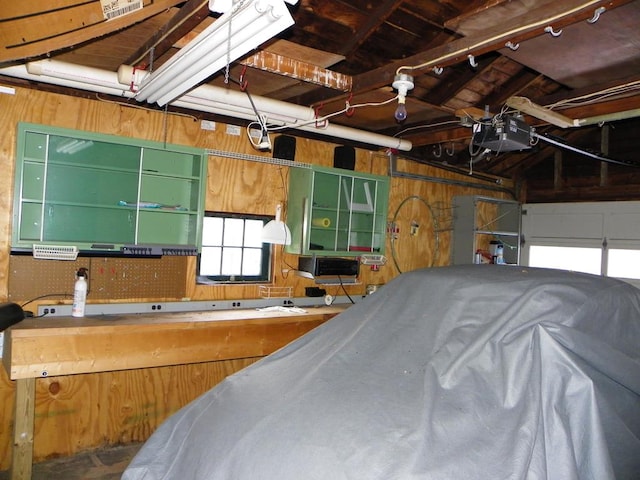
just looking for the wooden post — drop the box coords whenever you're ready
[554,150,563,190]
[10,378,35,480]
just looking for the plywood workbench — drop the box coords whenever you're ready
[2,306,346,480]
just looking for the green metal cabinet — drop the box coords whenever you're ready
[286,166,390,256]
[12,123,207,253]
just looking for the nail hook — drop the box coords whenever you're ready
[544,26,562,37]
[505,41,520,51]
[433,66,443,75]
[433,143,442,158]
[468,54,478,68]
[446,142,455,156]
[587,6,606,23]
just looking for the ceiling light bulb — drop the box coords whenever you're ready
[394,98,408,122]
[392,73,414,122]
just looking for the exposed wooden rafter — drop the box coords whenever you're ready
[0,0,186,63]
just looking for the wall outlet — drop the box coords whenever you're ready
[226,125,241,136]
[200,120,216,131]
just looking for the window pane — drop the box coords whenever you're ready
[198,212,271,283]
[223,218,245,247]
[202,217,223,246]
[608,249,640,279]
[244,219,264,248]
[221,247,243,275]
[200,246,221,275]
[529,245,601,275]
[242,248,263,275]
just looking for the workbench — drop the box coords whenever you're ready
[2,306,346,480]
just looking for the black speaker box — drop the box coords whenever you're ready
[333,145,355,170]
[273,135,296,161]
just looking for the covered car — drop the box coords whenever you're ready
[122,265,640,479]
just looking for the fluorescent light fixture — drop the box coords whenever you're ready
[262,204,291,245]
[506,96,577,128]
[135,0,297,106]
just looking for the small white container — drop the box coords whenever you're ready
[71,269,88,317]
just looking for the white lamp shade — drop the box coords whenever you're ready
[262,204,291,245]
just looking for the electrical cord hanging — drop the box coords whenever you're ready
[337,275,355,304]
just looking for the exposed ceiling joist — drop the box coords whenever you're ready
[125,0,210,67]
[351,0,634,96]
[241,51,352,91]
[0,0,186,63]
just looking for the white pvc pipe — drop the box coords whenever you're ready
[2,59,412,151]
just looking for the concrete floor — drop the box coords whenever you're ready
[0,443,142,480]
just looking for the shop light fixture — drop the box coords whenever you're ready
[135,0,298,106]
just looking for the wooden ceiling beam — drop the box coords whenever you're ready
[337,0,405,57]
[0,0,186,64]
[423,53,499,106]
[481,69,542,110]
[241,51,352,91]
[125,0,210,68]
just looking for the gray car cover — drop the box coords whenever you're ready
[122,265,640,480]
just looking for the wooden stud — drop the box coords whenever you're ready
[10,378,35,480]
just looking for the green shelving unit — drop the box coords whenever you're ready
[286,166,389,257]
[12,123,207,254]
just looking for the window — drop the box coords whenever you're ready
[528,245,602,275]
[197,212,272,283]
[607,249,640,280]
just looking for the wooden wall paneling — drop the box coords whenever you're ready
[0,85,514,471]
[24,358,259,463]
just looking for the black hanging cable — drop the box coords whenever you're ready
[534,132,640,168]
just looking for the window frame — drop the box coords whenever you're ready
[197,211,273,284]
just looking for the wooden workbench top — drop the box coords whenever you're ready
[3,305,348,380]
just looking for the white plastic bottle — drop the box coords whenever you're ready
[72,268,88,317]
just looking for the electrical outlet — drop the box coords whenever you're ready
[200,120,216,131]
[226,125,241,136]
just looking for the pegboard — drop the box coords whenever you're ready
[8,255,188,302]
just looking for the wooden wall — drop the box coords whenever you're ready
[0,86,512,469]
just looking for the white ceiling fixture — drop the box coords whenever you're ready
[134,0,298,106]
